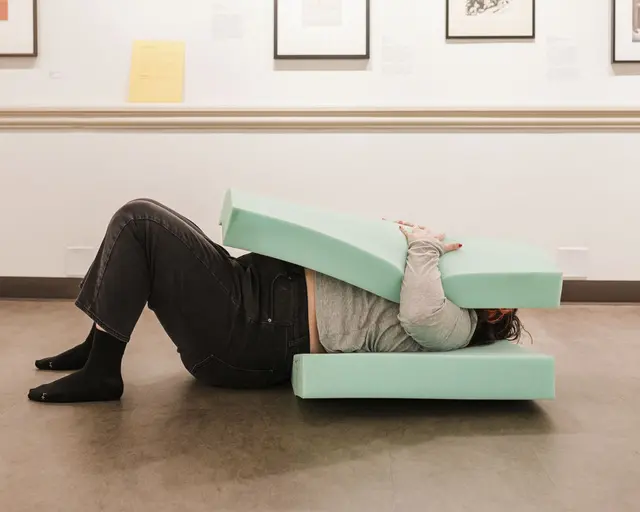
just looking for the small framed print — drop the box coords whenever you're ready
[613,0,640,62]
[274,0,370,59]
[446,0,535,40]
[0,0,38,57]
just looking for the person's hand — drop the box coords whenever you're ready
[391,219,463,254]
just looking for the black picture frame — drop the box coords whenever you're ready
[612,0,640,63]
[0,0,38,57]
[274,0,370,60]
[613,0,622,63]
[446,0,535,40]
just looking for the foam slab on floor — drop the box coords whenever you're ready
[292,341,555,400]
[219,188,562,309]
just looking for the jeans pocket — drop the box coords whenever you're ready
[191,355,277,389]
[189,319,294,389]
[269,273,297,325]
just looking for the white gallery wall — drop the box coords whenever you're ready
[0,0,639,280]
[0,0,636,107]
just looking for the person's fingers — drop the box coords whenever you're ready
[395,220,431,231]
[444,242,463,253]
[398,225,409,239]
[434,232,445,241]
[400,220,428,230]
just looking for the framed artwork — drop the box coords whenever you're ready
[274,0,370,59]
[0,0,37,57]
[612,0,640,62]
[446,0,535,40]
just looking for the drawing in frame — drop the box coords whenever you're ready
[274,0,370,59]
[0,0,38,57]
[612,0,640,62]
[446,0,535,40]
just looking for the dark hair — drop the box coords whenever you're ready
[468,309,524,347]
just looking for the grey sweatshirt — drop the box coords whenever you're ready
[315,236,479,353]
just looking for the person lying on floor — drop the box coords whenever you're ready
[28,199,523,403]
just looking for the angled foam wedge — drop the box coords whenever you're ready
[219,188,562,309]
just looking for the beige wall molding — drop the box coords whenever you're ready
[3,106,640,132]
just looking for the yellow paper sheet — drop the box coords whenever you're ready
[128,40,185,103]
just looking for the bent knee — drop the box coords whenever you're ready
[111,198,165,224]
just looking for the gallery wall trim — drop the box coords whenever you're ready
[3,107,640,132]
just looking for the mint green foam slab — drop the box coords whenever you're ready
[220,188,562,309]
[292,341,555,400]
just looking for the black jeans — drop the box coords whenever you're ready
[76,199,310,389]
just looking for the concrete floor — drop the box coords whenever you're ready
[1,301,639,512]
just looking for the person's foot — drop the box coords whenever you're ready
[29,327,127,404]
[35,324,95,371]
[27,370,123,403]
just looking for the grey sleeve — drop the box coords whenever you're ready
[397,236,477,351]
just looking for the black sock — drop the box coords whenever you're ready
[28,328,126,403]
[35,324,96,371]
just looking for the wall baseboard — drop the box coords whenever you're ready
[0,278,83,300]
[559,280,640,304]
[1,277,639,303]
[3,106,640,132]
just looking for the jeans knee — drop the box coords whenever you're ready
[111,198,161,225]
